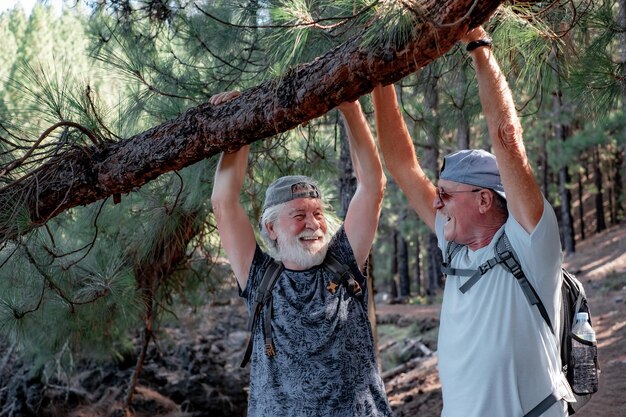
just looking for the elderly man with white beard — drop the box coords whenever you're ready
[210,91,392,417]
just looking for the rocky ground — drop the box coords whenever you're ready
[1,224,626,417]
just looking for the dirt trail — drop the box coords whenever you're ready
[379,223,626,417]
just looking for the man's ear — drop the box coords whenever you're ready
[266,222,278,240]
[478,190,493,214]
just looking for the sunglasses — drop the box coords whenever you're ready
[436,187,482,201]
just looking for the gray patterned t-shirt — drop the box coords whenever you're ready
[241,226,393,417]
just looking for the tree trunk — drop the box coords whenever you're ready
[398,230,410,297]
[422,68,444,292]
[390,228,399,299]
[455,67,470,150]
[551,46,575,254]
[0,0,503,241]
[414,232,422,296]
[127,211,201,408]
[612,147,624,223]
[578,168,586,241]
[428,233,443,295]
[593,146,607,233]
[337,116,355,220]
[619,0,626,208]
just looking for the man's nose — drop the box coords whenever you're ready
[305,214,320,229]
[433,195,444,209]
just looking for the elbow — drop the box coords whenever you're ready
[378,173,387,202]
[210,190,233,221]
[210,197,224,221]
[371,172,387,205]
[210,189,223,211]
[497,119,524,151]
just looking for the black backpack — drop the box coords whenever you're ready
[240,253,363,368]
[442,232,599,416]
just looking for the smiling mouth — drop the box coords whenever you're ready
[300,236,322,243]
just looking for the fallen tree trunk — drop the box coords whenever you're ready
[1,0,502,241]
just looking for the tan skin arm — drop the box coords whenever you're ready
[210,91,257,290]
[372,85,438,232]
[463,27,543,233]
[337,100,387,271]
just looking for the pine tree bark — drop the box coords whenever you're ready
[414,232,422,296]
[422,67,444,292]
[593,146,607,233]
[550,47,575,254]
[0,0,503,241]
[619,0,626,219]
[455,67,470,150]
[391,227,399,299]
[577,167,586,241]
[612,149,624,223]
[398,229,410,297]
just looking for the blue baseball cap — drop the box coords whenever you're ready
[263,175,322,211]
[439,149,506,199]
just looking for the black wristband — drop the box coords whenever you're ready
[466,38,492,52]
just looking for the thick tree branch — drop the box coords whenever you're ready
[0,0,502,241]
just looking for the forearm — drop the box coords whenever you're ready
[338,100,385,268]
[211,145,256,287]
[467,31,524,161]
[466,28,543,230]
[211,145,250,206]
[371,85,421,182]
[339,101,385,196]
[372,85,437,230]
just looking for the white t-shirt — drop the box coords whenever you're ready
[436,199,568,417]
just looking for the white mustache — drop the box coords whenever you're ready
[297,230,325,240]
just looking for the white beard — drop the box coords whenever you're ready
[274,227,330,269]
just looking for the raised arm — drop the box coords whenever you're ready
[372,85,437,232]
[210,92,256,290]
[463,27,543,232]
[337,100,386,270]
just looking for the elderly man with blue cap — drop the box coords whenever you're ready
[210,91,392,417]
[371,26,570,417]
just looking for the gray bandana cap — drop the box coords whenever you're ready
[440,149,506,199]
[263,175,322,210]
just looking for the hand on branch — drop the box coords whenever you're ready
[209,90,241,105]
[337,99,360,114]
[460,25,489,44]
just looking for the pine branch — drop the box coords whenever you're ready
[0,0,503,242]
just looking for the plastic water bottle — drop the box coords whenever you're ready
[570,312,598,394]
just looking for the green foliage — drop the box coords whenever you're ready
[0,0,625,381]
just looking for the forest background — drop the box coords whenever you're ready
[0,0,625,416]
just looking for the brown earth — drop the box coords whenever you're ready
[380,222,626,417]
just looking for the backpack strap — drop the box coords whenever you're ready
[523,392,559,417]
[240,260,283,368]
[495,234,554,334]
[441,240,504,293]
[240,251,364,368]
[441,241,475,278]
[324,253,363,299]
